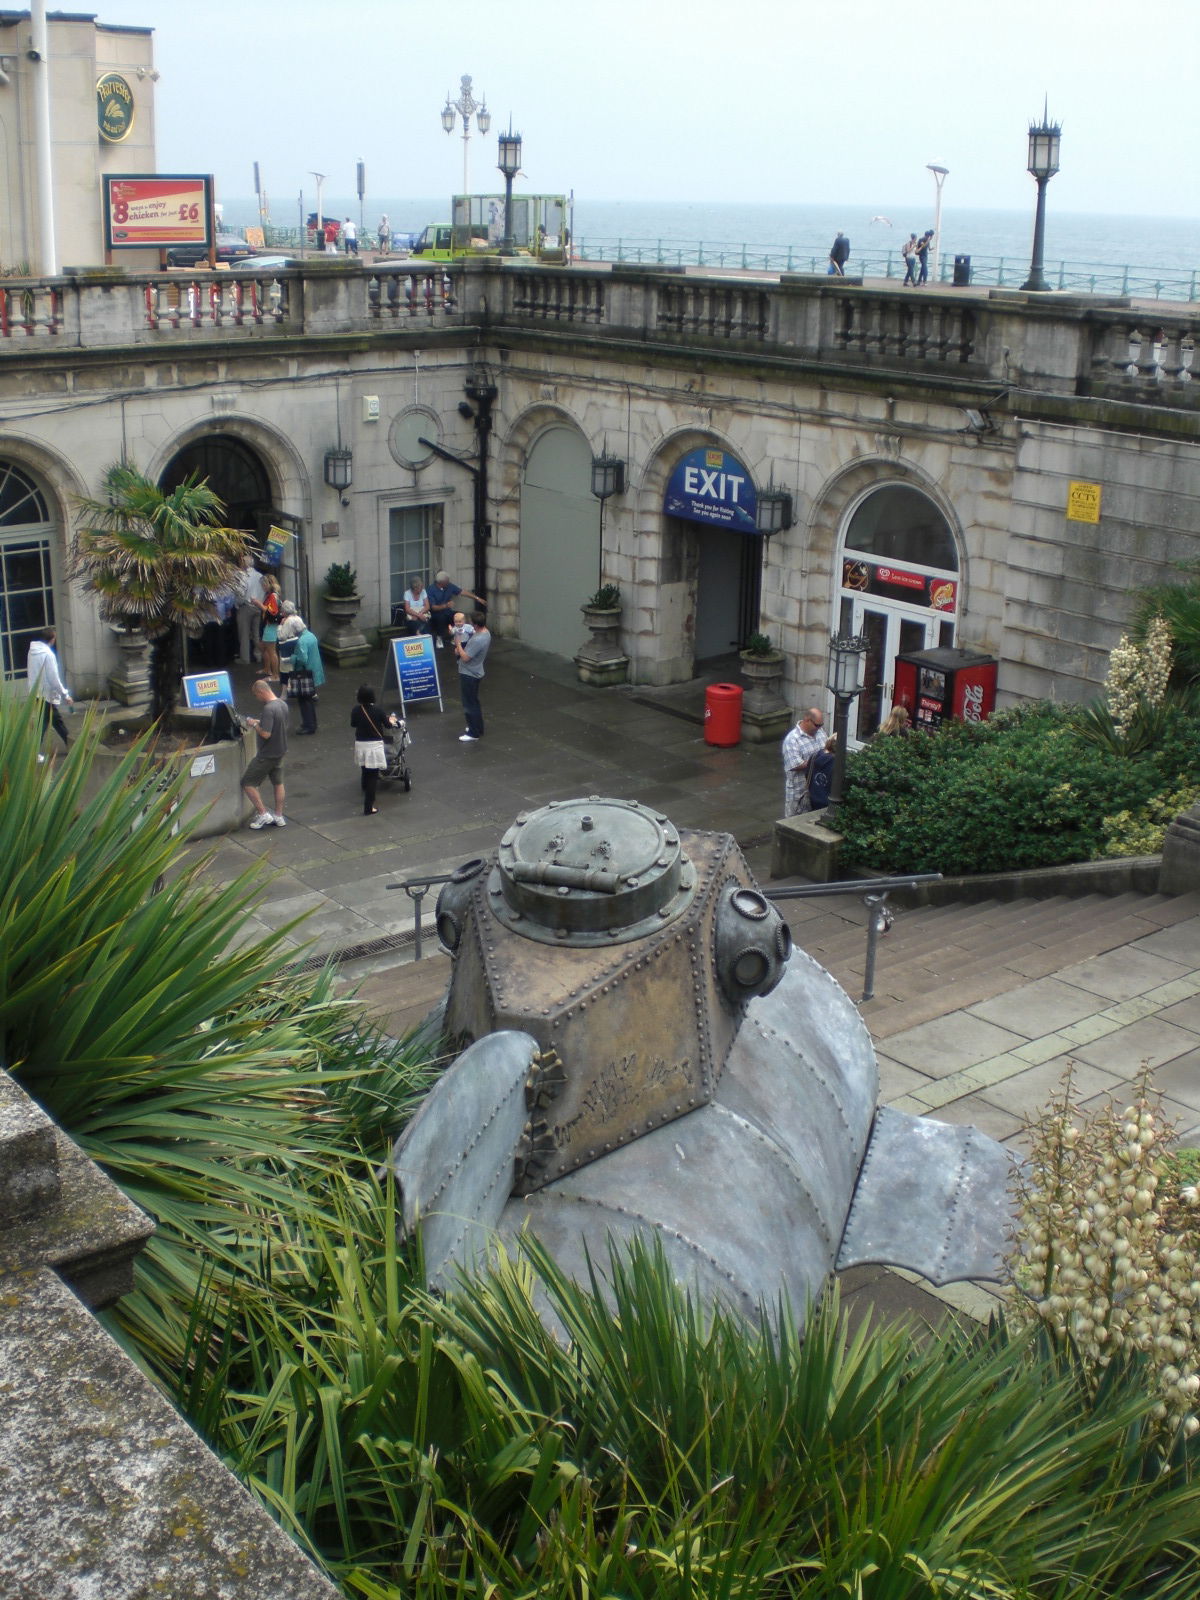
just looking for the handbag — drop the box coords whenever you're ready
[290,669,315,700]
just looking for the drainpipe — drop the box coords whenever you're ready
[31,0,57,275]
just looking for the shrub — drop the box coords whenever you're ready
[324,561,358,597]
[834,700,1200,876]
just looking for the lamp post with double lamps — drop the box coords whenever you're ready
[496,124,523,255]
[825,631,868,822]
[441,75,491,196]
[1021,107,1061,292]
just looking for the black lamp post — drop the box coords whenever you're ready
[590,448,626,591]
[497,124,522,255]
[1021,107,1061,293]
[825,631,868,821]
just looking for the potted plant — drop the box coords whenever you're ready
[738,631,790,743]
[320,561,370,666]
[576,583,629,686]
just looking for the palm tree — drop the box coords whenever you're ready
[72,462,251,722]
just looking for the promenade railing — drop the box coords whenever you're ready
[572,237,1200,303]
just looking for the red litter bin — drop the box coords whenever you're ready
[704,681,743,747]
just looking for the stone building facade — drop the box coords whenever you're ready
[0,259,1195,739]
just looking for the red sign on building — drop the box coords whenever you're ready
[103,175,213,250]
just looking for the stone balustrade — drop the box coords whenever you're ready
[1,258,1197,412]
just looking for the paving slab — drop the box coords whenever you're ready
[967,976,1114,1037]
[1070,1016,1200,1075]
[1054,946,1192,1000]
[976,1055,1125,1120]
[1125,918,1200,966]
[881,1012,1028,1078]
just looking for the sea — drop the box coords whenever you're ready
[218,197,1200,300]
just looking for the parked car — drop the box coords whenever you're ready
[226,254,303,272]
[166,234,257,268]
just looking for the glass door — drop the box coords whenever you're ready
[851,601,938,743]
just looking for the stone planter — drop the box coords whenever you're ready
[80,719,251,840]
[107,627,152,714]
[321,592,371,667]
[738,650,791,743]
[575,604,629,687]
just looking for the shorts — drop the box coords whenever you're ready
[242,751,285,788]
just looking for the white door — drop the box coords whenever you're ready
[850,600,939,744]
[519,427,601,659]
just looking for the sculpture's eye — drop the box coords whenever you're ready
[715,883,792,1003]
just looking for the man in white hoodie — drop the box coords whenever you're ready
[27,627,72,748]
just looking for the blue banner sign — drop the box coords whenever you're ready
[663,447,758,533]
[389,635,443,711]
[182,670,234,710]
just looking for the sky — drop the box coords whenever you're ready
[91,0,1200,218]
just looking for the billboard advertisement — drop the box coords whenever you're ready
[103,175,213,251]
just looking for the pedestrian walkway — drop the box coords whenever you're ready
[192,638,1200,1329]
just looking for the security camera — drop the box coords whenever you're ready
[457,401,474,420]
[26,48,41,61]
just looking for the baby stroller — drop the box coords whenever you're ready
[379,716,413,792]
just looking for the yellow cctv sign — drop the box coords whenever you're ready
[1067,480,1101,523]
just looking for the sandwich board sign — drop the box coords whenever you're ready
[181,670,234,710]
[384,634,443,712]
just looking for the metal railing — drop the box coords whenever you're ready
[386,871,457,962]
[573,237,1200,302]
[387,867,942,1004]
[765,874,943,1001]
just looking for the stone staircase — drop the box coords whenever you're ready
[783,889,1200,1040]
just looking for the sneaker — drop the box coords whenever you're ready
[436,638,444,649]
[249,811,275,829]
[458,733,479,742]
[273,814,287,827]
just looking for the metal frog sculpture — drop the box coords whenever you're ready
[391,796,1014,1328]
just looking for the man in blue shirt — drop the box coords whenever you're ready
[454,612,491,741]
[427,570,484,651]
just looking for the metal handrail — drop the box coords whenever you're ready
[385,871,457,963]
[765,874,943,1002]
[386,867,942,1002]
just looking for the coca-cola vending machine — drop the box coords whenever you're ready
[892,647,997,732]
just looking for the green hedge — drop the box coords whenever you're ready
[832,702,1200,876]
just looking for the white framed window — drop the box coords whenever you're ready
[0,463,54,682]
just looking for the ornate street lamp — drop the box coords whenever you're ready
[590,450,625,501]
[1021,105,1061,292]
[441,74,491,195]
[824,631,868,820]
[497,123,523,255]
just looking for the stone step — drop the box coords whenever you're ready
[794,896,1056,965]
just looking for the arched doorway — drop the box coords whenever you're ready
[836,484,960,742]
[0,461,56,681]
[519,426,600,658]
[663,445,762,669]
[159,434,303,610]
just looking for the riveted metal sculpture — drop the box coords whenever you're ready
[392,796,1014,1329]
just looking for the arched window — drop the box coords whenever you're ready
[837,484,960,743]
[0,461,55,681]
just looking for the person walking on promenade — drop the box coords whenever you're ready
[258,573,282,680]
[916,229,933,285]
[27,627,72,748]
[350,683,397,815]
[902,232,919,285]
[378,215,391,254]
[343,218,358,255]
[427,569,484,650]
[288,618,325,734]
[241,678,289,829]
[829,231,850,276]
[781,706,827,817]
[455,611,491,741]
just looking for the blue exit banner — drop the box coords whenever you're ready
[663,447,758,533]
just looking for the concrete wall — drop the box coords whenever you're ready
[0,13,157,272]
